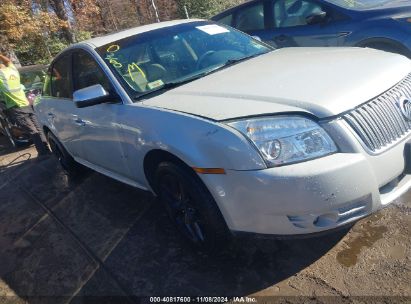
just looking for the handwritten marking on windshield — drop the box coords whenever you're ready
[107,44,120,53]
[128,63,146,82]
[106,44,122,68]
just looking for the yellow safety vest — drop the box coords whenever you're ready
[0,64,29,109]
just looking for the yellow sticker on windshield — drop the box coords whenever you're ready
[147,80,164,90]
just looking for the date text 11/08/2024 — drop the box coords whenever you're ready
[149,297,257,303]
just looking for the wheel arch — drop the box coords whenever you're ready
[143,149,198,194]
[356,37,410,57]
[142,148,234,227]
[43,126,76,160]
[43,125,51,138]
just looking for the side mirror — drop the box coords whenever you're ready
[74,84,111,108]
[306,11,327,25]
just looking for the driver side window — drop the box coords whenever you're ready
[236,3,265,32]
[72,50,111,92]
[51,54,72,99]
[274,0,324,28]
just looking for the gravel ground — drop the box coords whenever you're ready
[0,136,410,304]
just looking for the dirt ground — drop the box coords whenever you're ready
[0,135,410,304]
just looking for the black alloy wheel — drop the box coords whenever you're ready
[155,162,230,252]
[158,172,206,243]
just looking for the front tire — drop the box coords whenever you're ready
[155,162,231,253]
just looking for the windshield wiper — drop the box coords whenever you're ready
[223,53,261,67]
[134,53,263,101]
[133,69,216,101]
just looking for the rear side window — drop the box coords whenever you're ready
[72,50,111,92]
[274,0,324,28]
[216,14,233,26]
[51,54,72,99]
[236,3,265,32]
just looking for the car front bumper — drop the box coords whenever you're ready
[199,134,411,236]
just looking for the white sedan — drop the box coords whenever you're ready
[35,19,411,252]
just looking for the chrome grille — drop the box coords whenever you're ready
[343,73,411,152]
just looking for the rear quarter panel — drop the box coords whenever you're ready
[338,15,411,50]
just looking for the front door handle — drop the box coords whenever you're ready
[337,31,350,38]
[74,118,86,126]
[47,112,55,118]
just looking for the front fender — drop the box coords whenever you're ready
[119,104,266,186]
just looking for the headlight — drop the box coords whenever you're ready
[228,116,337,167]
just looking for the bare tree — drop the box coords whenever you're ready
[150,0,160,22]
[49,0,75,43]
[0,36,21,66]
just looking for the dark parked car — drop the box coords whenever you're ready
[211,0,411,57]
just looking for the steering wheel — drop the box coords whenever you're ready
[196,51,216,70]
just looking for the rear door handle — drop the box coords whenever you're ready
[274,35,287,42]
[337,31,350,38]
[74,118,86,126]
[47,112,55,118]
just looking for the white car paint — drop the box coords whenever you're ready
[144,47,411,120]
[35,19,411,237]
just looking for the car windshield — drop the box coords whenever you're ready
[326,0,393,10]
[97,21,272,99]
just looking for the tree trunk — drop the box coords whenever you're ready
[95,0,109,32]
[150,0,160,23]
[50,0,76,43]
[0,38,21,67]
[8,48,21,67]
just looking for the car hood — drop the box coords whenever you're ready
[142,47,411,121]
[372,0,411,9]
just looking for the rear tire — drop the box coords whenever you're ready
[155,161,231,253]
[47,132,83,177]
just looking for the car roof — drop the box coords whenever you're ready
[80,19,205,48]
[211,0,344,20]
[211,0,260,19]
[18,64,48,72]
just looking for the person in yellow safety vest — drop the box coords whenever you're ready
[0,54,50,156]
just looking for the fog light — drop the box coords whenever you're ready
[314,213,339,227]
